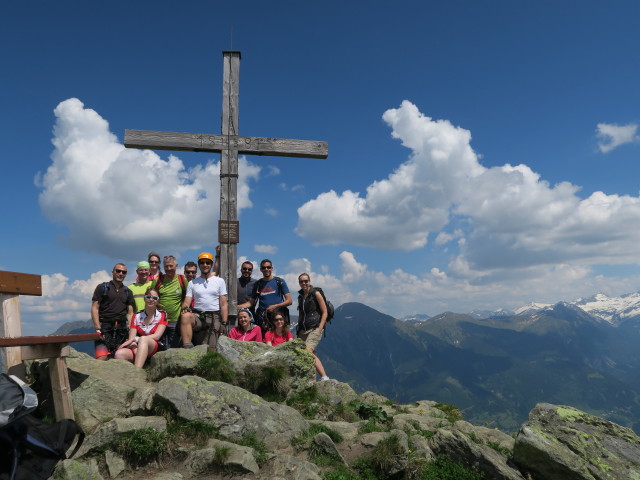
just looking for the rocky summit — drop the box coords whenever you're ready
[25,336,640,480]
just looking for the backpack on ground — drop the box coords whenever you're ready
[0,374,85,480]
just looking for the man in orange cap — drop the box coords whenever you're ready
[179,252,228,349]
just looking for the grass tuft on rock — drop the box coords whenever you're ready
[195,351,237,383]
[434,402,463,423]
[111,428,168,466]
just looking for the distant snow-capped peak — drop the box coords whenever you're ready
[514,302,553,316]
[571,292,640,324]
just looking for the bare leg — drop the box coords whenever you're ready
[180,312,196,345]
[114,348,134,363]
[307,348,327,378]
[134,337,155,368]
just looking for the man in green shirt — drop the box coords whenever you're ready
[155,255,187,348]
[128,261,153,312]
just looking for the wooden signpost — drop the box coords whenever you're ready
[125,51,328,318]
[0,270,99,421]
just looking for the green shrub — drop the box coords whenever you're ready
[404,419,435,439]
[322,465,367,480]
[434,402,463,423]
[351,401,388,424]
[111,428,168,466]
[235,431,268,464]
[244,360,290,399]
[486,440,512,457]
[292,423,344,452]
[213,445,230,464]
[467,431,482,444]
[358,419,390,434]
[167,419,218,446]
[419,456,484,480]
[195,351,236,383]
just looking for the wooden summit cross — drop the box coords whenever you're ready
[125,51,328,317]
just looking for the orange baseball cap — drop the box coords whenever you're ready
[198,252,214,261]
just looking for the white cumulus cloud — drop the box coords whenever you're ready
[296,101,640,282]
[37,98,261,259]
[596,122,639,153]
[254,244,278,254]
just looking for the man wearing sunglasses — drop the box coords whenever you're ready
[237,261,257,315]
[180,252,228,349]
[91,263,135,361]
[238,259,292,330]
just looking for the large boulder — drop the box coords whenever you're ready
[429,429,525,480]
[147,344,209,381]
[513,403,640,480]
[154,375,309,447]
[216,336,316,394]
[31,349,149,433]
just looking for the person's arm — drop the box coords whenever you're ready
[238,297,255,309]
[220,294,228,324]
[126,304,134,322]
[213,245,221,276]
[266,292,292,313]
[119,327,138,348]
[181,296,193,310]
[149,323,167,341]
[91,300,100,330]
[314,290,328,330]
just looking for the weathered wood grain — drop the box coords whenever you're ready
[125,130,328,158]
[0,270,42,295]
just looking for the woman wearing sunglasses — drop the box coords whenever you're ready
[228,308,263,342]
[115,287,168,367]
[264,309,293,346]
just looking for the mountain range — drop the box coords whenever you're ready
[51,290,640,433]
[319,293,640,433]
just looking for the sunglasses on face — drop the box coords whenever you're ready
[199,260,213,265]
[260,265,272,270]
[185,270,197,275]
[114,269,127,274]
[149,260,160,264]
[144,295,159,300]
[241,267,253,272]
[274,317,285,322]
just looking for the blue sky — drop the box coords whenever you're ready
[3,1,640,334]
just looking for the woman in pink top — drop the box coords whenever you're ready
[228,308,263,342]
[264,309,293,346]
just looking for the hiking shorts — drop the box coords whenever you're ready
[298,327,323,351]
[192,310,226,349]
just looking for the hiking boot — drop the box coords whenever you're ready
[183,342,194,349]
[320,376,330,381]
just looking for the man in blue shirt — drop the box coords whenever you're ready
[238,258,292,329]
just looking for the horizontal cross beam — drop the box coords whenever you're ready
[125,129,328,159]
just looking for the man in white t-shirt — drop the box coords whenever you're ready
[179,251,228,349]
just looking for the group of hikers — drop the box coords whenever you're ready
[91,250,330,381]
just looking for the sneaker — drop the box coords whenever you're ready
[183,342,194,349]
[320,376,330,381]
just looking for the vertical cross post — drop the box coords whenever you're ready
[220,51,241,319]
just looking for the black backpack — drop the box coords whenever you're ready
[313,287,335,323]
[0,374,85,480]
